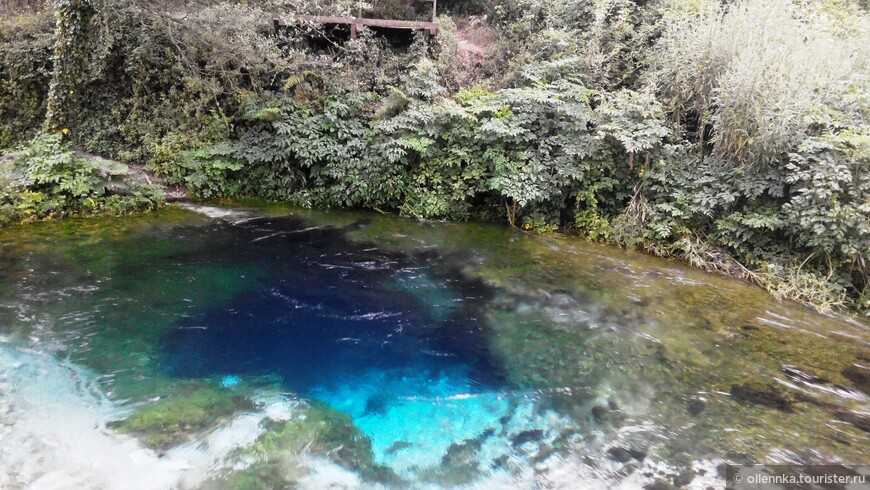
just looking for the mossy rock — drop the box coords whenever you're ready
[109,381,254,449]
[217,400,400,487]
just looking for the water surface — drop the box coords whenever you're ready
[0,204,867,489]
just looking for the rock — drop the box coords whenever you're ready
[629,448,647,462]
[442,431,490,467]
[386,441,412,455]
[511,429,544,447]
[673,469,695,487]
[492,454,509,469]
[607,446,633,463]
[730,383,794,413]
[533,444,558,463]
[591,405,609,421]
[686,398,706,416]
[782,365,828,384]
[364,394,388,415]
[834,409,870,433]
[842,364,870,394]
[644,479,679,490]
[607,445,646,463]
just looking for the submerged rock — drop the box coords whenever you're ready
[442,437,484,467]
[608,447,632,463]
[492,454,509,469]
[644,479,679,490]
[842,363,870,394]
[782,365,828,385]
[730,383,794,413]
[686,398,706,416]
[234,400,398,486]
[591,405,609,421]
[511,429,545,447]
[834,409,870,434]
[607,445,646,463]
[385,440,413,455]
[429,434,488,486]
[672,468,696,487]
[109,383,255,449]
[364,393,389,415]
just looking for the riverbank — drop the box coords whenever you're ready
[1,0,867,311]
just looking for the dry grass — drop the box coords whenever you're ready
[650,0,870,163]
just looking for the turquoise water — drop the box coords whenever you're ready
[157,213,517,477]
[0,204,867,489]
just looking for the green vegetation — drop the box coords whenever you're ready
[0,133,163,223]
[219,400,398,487]
[110,381,254,449]
[1,0,868,314]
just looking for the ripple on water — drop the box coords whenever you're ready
[0,205,867,488]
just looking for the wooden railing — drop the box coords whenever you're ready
[294,14,439,37]
[279,0,439,38]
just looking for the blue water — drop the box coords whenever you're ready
[160,216,515,473]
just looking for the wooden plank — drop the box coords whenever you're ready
[296,15,352,24]
[292,15,439,34]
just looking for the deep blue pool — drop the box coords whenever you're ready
[160,215,514,471]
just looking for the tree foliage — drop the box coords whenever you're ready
[0,0,868,313]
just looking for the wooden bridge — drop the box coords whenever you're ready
[276,0,440,38]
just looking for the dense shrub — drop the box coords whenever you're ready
[0,134,164,224]
[0,0,867,313]
[0,11,54,150]
[182,60,668,228]
[649,0,869,163]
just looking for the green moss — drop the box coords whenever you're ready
[110,381,254,449]
[205,400,399,488]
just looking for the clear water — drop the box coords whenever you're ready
[158,214,512,475]
[0,204,867,489]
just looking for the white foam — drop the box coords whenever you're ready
[176,203,254,222]
[0,342,304,490]
[0,343,188,490]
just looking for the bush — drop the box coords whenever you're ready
[0,133,164,224]
[649,0,870,163]
[0,11,54,150]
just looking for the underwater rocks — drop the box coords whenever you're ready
[729,383,794,413]
[511,429,545,447]
[385,440,413,455]
[109,383,255,449]
[833,409,870,434]
[782,365,828,385]
[442,438,484,468]
[591,399,625,423]
[842,363,870,394]
[219,399,398,487]
[686,398,706,416]
[607,445,647,463]
[424,432,491,486]
[644,479,681,490]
